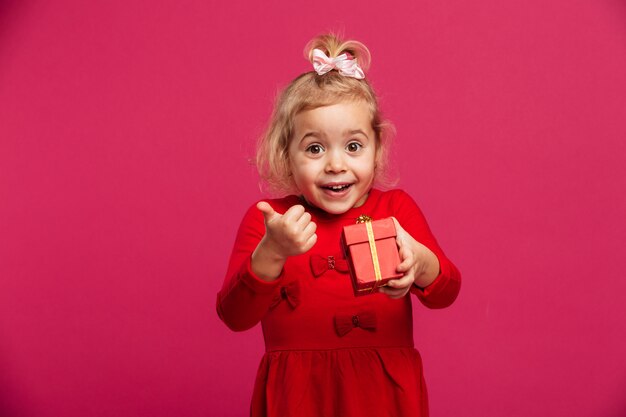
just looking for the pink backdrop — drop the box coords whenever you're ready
[1,1,625,416]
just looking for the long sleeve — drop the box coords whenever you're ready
[216,204,284,331]
[390,190,461,308]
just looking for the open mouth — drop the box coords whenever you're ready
[321,184,353,193]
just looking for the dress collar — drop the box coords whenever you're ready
[296,188,382,223]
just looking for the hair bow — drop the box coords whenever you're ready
[312,48,365,79]
[270,281,300,310]
[309,254,349,277]
[334,310,377,337]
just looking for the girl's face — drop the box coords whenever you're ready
[288,100,377,214]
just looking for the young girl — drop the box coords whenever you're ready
[217,34,461,417]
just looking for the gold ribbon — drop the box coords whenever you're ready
[365,221,382,289]
[357,215,382,293]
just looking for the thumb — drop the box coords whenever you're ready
[391,216,407,237]
[396,245,412,272]
[256,201,280,223]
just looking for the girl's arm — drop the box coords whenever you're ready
[381,190,461,308]
[216,204,281,331]
[216,202,317,331]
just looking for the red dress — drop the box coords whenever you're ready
[217,189,461,417]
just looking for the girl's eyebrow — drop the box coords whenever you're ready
[346,129,369,138]
[299,129,369,143]
[299,131,322,142]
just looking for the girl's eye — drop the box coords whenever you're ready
[346,142,363,152]
[306,144,324,154]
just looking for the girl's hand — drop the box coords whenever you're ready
[251,202,317,281]
[378,217,440,299]
[257,202,318,258]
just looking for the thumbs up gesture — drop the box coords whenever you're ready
[251,202,317,281]
[256,202,318,258]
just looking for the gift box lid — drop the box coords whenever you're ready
[342,217,397,246]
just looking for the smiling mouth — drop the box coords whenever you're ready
[321,184,353,193]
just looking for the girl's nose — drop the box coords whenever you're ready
[325,150,347,173]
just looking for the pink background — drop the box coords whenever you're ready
[1,1,625,416]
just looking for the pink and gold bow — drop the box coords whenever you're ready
[334,310,377,337]
[312,49,365,79]
[309,254,349,277]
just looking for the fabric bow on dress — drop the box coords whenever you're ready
[309,254,349,277]
[270,280,300,310]
[334,310,377,337]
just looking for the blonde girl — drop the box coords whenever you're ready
[217,33,461,417]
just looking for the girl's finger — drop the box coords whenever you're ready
[303,233,318,251]
[296,211,312,228]
[396,249,413,272]
[386,273,413,288]
[390,216,403,233]
[302,221,317,238]
[398,244,411,260]
[392,217,409,240]
[379,285,409,299]
[257,201,280,223]
[396,258,412,273]
[282,204,305,222]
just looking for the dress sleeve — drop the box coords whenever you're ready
[216,203,284,331]
[391,190,461,308]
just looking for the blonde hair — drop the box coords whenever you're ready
[256,33,395,195]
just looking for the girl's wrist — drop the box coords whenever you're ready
[258,236,288,262]
[413,251,440,288]
[251,238,288,281]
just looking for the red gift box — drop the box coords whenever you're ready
[341,216,403,296]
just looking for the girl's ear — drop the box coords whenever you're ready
[374,139,383,166]
[373,137,386,181]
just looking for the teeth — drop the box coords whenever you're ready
[328,184,349,190]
